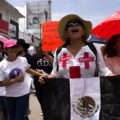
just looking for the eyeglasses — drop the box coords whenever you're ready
[67,22,83,28]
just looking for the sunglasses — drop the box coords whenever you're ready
[67,22,83,28]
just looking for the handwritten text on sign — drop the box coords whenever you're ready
[42,21,64,51]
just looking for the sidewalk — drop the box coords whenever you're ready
[29,93,43,120]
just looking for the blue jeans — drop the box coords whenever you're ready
[4,94,29,120]
[0,96,7,120]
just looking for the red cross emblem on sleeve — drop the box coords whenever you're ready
[60,53,72,67]
[79,52,94,69]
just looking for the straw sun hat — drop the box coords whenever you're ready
[58,14,92,42]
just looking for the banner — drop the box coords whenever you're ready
[26,1,52,29]
[0,19,9,35]
[42,21,64,51]
[40,76,120,120]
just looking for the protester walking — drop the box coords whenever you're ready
[33,43,53,117]
[0,40,7,120]
[0,40,42,120]
[39,14,113,83]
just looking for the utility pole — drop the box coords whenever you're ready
[44,10,48,22]
[48,0,51,21]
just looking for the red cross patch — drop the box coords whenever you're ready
[79,52,94,69]
[60,53,72,67]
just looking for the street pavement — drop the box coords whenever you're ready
[29,93,43,120]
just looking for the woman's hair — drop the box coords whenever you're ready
[103,34,120,58]
[23,46,28,53]
[0,41,3,50]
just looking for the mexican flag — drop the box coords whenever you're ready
[41,76,120,120]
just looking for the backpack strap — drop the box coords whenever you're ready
[86,42,97,57]
[56,44,67,71]
[85,41,98,76]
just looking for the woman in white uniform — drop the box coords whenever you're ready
[39,14,112,83]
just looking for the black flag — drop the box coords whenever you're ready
[41,75,120,120]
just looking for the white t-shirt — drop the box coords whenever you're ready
[0,56,32,97]
[51,43,111,78]
[0,87,5,96]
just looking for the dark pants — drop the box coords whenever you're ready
[0,96,7,120]
[4,94,29,120]
[34,77,45,113]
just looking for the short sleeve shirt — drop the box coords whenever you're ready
[0,56,32,97]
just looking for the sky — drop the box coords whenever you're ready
[6,0,120,33]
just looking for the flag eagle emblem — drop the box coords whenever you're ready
[73,96,99,118]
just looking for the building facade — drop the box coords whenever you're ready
[0,0,24,39]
